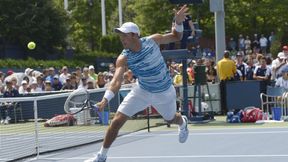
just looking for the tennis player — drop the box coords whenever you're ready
[85,5,189,162]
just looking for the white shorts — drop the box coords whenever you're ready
[118,84,177,121]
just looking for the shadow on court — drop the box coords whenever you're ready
[24,126,288,162]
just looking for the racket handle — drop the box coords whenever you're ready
[92,104,99,111]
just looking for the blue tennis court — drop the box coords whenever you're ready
[25,126,288,162]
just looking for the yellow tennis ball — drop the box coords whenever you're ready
[27,41,36,50]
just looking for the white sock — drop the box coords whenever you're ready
[99,146,109,156]
[179,117,186,129]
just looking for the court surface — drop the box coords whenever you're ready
[24,126,288,162]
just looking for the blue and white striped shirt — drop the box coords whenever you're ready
[121,37,172,93]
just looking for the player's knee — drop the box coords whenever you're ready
[110,114,127,130]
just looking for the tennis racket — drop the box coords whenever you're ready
[64,88,98,115]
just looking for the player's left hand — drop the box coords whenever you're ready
[174,5,189,25]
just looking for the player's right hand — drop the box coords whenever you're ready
[95,98,108,111]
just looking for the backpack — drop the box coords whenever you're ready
[44,114,76,127]
[241,107,263,123]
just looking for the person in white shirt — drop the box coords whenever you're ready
[18,80,29,94]
[59,66,70,84]
[271,52,287,81]
[259,34,268,55]
[275,65,288,90]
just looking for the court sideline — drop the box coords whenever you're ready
[24,126,288,162]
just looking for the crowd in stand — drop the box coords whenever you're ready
[1,32,287,123]
[0,63,138,124]
[0,63,138,96]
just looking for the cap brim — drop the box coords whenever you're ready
[114,28,128,34]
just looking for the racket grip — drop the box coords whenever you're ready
[92,104,99,111]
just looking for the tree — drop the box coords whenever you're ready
[68,0,117,53]
[0,0,68,59]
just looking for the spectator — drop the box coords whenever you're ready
[275,65,288,90]
[59,66,70,84]
[252,34,260,51]
[6,70,14,76]
[269,31,275,44]
[108,63,116,77]
[245,56,256,80]
[42,68,49,81]
[22,76,30,85]
[61,76,74,90]
[10,77,19,90]
[205,59,216,83]
[30,80,43,92]
[78,77,88,89]
[235,52,247,81]
[268,31,275,52]
[35,75,45,91]
[82,67,91,80]
[126,70,136,83]
[244,35,251,53]
[70,75,78,89]
[44,80,53,91]
[122,71,132,85]
[1,80,19,124]
[75,66,82,84]
[283,46,288,58]
[253,57,271,93]
[18,80,29,94]
[238,34,245,51]
[52,75,63,91]
[0,71,4,93]
[228,37,237,51]
[255,54,264,66]
[259,34,268,55]
[87,79,95,89]
[46,67,55,84]
[234,69,243,81]
[89,65,98,81]
[96,72,106,88]
[173,64,183,86]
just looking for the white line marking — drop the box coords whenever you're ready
[29,154,288,160]
[120,130,288,137]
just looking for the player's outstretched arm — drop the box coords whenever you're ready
[150,5,189,45]
[97,55,127,111]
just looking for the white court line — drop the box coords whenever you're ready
[3,130,288,140]
[25,154,288,161]
[120,130,288,137]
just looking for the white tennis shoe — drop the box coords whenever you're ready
[179,116,189,143]
[84,152,106,162]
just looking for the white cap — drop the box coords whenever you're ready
[89,65,95,69]
[25,68,33,76]
[278,52,286,59]
[114,22,140,36]
[21,80,27,85]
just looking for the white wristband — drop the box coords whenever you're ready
[104,90,115,102]
[175,23,184,32]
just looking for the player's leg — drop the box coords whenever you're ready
[84,112,129,162]
[102,111,128,148]
[85,85,150,162]
[153,85,189,143]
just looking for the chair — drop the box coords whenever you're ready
[13,102,23,123]
[260,86,286,120]
[0,102,23,123]
[280,92,288,120]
